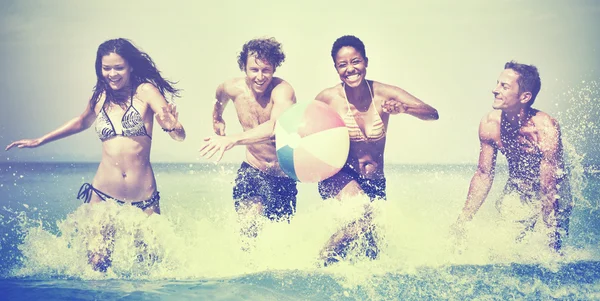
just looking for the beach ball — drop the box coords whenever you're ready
[275,101,350,182]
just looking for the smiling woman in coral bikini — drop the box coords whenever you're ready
[315,35,439,202]
[5,38,186,270]
[314,35,439,265]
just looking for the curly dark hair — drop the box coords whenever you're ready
[237,38,286,71]
[504,60,541,106]
[90,38,180,107]
[331,35,367,63]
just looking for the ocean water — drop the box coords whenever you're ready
[0,161,599,300]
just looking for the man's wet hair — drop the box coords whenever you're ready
[238,38,286,71]
[505,61,541,106]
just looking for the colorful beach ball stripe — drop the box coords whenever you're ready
[275,101,350,183]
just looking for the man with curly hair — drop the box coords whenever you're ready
[199,38,297,239]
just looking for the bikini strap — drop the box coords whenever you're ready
[365,80,374,103]
[341,83,352,113]
[130,191,161,210]
[129,86,135,108]
[365,80,382,118]
[77,183,93,203]
[77,183,112,203]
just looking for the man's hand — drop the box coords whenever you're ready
[199,135,236,162]
[213,118,226,136]
[449,220,468,254]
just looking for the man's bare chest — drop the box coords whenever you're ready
[233,96,274,126]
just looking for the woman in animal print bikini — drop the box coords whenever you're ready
[6,38,186,271]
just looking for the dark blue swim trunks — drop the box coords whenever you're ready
[318,164,386,201]
[502,177,573,251]
[233,162,298,221]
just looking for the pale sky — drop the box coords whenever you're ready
[1,0,598,164]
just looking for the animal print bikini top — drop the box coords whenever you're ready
[95,92,151,141]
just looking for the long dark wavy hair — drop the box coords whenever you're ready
[90,38,180,107]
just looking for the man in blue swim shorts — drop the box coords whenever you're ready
[199,38,298,239]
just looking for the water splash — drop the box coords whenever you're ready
[2,150,599,300]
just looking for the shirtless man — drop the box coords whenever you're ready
[453,61,573,252]
[199,38,297,238]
